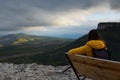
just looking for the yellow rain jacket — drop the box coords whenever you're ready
[68,40,105,56]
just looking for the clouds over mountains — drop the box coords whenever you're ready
[0,0,120,31]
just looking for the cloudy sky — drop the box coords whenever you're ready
[0,0,120,38]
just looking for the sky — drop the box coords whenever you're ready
[0,0,120,38]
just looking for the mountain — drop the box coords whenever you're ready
[27,22,120,65]
[0,33,72,46]
[63,22,120,61]
[0,33,30,46]
[1,22,120,66]
[0,33,74,63]
[98,22,120,29]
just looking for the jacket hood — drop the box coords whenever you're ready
[86,40,105,49]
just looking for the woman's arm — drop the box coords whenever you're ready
[68,46,86,55]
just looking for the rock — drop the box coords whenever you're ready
[98,22,120,29]
[0,63,91,80]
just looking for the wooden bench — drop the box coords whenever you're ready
[65,53,120,80]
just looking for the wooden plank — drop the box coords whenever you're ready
[68,54,120,80]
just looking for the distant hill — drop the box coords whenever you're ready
[0,33,74,64]
[0,33,73,46]
[1,23,120,66]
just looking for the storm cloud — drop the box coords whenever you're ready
[0,0,119,32]
[109,0,120,10]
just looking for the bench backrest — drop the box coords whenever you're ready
[67,54,120,80]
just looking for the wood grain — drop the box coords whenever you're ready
[68,54,120,80]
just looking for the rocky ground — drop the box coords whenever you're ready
[0,63,92,80]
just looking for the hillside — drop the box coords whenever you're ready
[29,23,120,65]
[65,23,120,61]
[0,33,73,46]
[98,27,120,61]
[0,33,74,64]
[1,23,120,66]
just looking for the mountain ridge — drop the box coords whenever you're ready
[41,23,120,65]
[0,23,120,66]
[0,33,74,46]
[0,33,74,64]
[98,22,120,29]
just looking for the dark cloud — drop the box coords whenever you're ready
[27,0,106,11]
[109,0,120,10]
[0,0,117,31]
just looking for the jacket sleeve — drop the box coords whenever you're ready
[68,45,86,55]
[68,45,92,56]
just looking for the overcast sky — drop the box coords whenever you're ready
[0,0,120,38]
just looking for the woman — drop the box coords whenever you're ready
[68,29,106,56]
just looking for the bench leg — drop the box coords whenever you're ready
[62,65,71,73]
